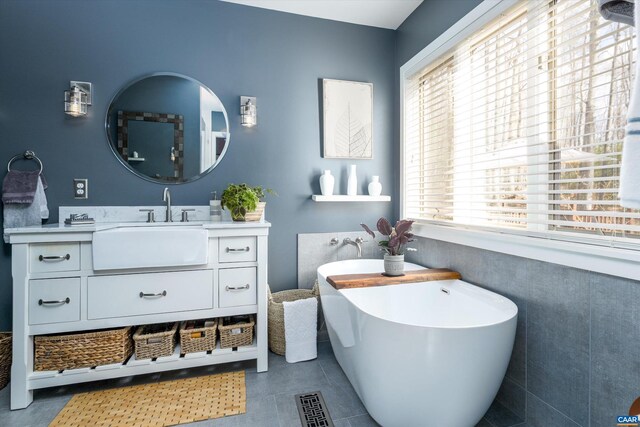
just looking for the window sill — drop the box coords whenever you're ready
[412,222,640,281]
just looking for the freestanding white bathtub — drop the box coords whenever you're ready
[317,259,518,427]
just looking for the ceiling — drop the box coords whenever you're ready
[219,0,424,30]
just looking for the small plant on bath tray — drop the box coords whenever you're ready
[361,218,416,276]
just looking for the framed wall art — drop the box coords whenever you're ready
[322,79,373,159]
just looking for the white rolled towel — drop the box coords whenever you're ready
[620,2,640,208]
[283,297,317,363]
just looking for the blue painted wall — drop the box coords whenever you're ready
[396,0,484,66]
[0,0,396,329]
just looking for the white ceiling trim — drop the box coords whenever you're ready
[219,0,423,30]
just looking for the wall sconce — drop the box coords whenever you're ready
[64,81,92,117]
[240,96,256,127]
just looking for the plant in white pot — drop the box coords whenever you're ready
[361,218,416,276]
[221,183,276,222]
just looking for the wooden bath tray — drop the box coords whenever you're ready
[327,268,461,290]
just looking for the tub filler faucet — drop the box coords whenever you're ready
[343,237,365,258]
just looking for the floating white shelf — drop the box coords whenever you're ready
[311,195,391,202]
[127,157,146,162]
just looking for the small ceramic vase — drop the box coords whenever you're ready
[368,176,382,196]
[347,165,357,196]
[320,170,335,196]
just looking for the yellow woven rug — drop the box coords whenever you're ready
[50,371,246,427]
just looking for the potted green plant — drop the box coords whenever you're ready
[221,183,275,222]
[361,218,416,276]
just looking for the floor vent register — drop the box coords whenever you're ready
[295,391,335,427]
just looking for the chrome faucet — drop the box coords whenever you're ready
[343,237,365,258]
[162,187,172,222]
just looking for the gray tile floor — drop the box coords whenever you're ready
[0,339,524,427]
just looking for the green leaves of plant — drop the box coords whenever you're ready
[221,183,273,221]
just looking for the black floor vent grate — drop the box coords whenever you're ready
[295,391,334,427]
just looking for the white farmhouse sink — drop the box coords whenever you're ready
[92,226,208,270]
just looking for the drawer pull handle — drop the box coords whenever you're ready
[226,246,250,253]
[38,297,70,306]
[225,284,250,291]
[139,290,167,298]
[38,254,71,262]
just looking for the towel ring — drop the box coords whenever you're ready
[7,150,43,174]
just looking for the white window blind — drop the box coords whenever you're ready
[403,0,640,249]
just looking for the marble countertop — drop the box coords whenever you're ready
[3,206,270,243]
[4,220,271,234]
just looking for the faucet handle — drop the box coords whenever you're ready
[181,208,195,222]
[330,237,339,246]
[344,237,367,244]
[139,209,155,223]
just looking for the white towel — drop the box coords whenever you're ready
[621,4,640,208]
[3,177,49,229]
[283,297,317,363]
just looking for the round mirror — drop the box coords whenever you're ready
[106,73,229,183]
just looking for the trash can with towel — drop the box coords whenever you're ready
[268,283,320,363]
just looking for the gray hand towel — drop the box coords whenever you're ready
[3,177,49,229]
[598,0,635,26]
[2,170,48,204]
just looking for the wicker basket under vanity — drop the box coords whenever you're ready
[218,315,255,348]
[0,332,11,389]
[268,283,320,356]
[35,327,133,372]
[133,323,178,360]
[179,319,218,354]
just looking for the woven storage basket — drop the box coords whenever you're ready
[0,332,11,389]
[268,282,320,356]
[179,319,218,354]
[244,202,265,222]
[218,315,254,348]
[35,327,133,372]
[133,323,178,360]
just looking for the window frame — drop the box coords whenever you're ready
[399,0,640,280]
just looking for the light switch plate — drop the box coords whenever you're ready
[73,179,88,199]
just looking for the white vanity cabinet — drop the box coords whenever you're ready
[5,222,269,410]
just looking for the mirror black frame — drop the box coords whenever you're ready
[105,72,230,184]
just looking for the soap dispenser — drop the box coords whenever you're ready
[210,192,222,222]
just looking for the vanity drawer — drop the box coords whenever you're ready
[87,270,214,319]
[29,278,81,325]
[30,243,80,273]
[219,237,256,263]
[219,267,257,308]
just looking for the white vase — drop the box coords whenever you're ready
[319,170,335,196]
[368,176,382,196]
[347,165,357,196]
[384,254,405,276]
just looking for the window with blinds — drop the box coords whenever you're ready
[403,0,640,249]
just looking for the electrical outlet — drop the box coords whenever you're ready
[73,179,88,199]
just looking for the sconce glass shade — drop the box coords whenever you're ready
[240,97,256,127]
[64,85,88,117]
